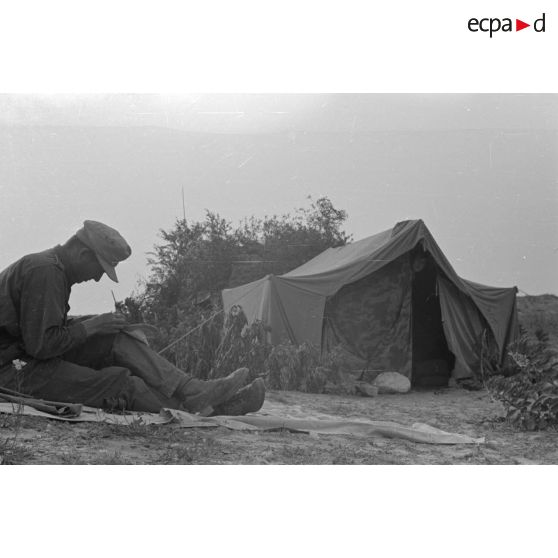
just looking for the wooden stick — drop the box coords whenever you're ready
[111,290,118,310]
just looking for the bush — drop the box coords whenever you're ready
[265,342,359,394]
[150,303,360,394]
[486,329,558,430]
[211,307,271,382]
[118,196,352,386]
[125,196,350,346]
[157,305,225,380]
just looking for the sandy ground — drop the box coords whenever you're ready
[1,387,557,464]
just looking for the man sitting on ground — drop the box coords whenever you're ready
[0,220,265,416]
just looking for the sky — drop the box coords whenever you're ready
[1,93,557,314]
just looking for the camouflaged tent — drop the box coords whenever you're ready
[222,220,519,386]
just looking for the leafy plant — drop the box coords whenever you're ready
[0,361,31,465]
[485,328,558,430]
[265,342,358,394]
[211,307,271,381]
[121,196,350,382]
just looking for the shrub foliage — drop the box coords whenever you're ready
[485,329,558,430]
[122,197,351,386]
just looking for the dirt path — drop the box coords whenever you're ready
[1,387,557,464]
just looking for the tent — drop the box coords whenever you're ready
[222,220,519,386]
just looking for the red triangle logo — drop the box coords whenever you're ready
[516,19,530,31]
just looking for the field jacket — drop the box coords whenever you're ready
[0,246,87,366]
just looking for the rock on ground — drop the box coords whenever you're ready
[373,371,411,394]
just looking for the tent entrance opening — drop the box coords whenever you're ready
[411,253,455,387]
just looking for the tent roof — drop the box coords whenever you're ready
[283,226,394,278]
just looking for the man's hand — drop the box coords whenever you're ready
[81,312,128,337]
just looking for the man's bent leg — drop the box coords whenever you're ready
[110,376,183,412]
[111,333,188,398]
[63,332,188,403]
[62,333,116,369]
[18,357,180,412]
[109,333,254,413]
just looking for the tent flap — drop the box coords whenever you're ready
[438,277,485,379]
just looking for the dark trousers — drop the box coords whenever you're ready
[0,333,193,412]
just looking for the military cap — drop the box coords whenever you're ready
[75,220,131,282]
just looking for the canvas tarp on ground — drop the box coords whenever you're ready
[222,220,518,380]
